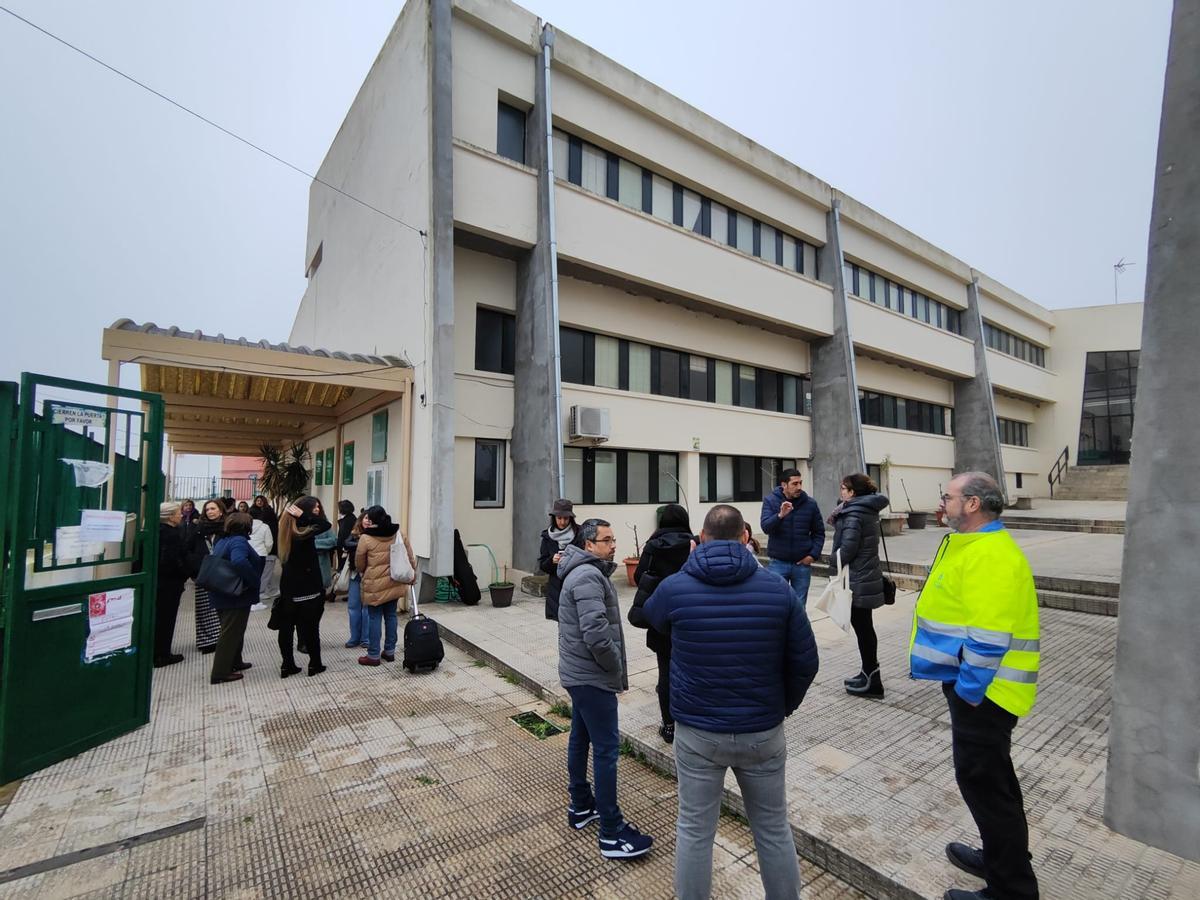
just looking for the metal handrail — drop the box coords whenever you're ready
[1048,445,1069,497]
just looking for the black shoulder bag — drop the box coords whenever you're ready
[879,522,897,605]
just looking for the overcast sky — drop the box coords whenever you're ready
[0,0,1171,399]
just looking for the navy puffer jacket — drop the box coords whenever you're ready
[644,540,819,733]
[760,487,825,563]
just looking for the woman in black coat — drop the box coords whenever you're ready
[829,473,890,699]
[537,498,580,620]
[627,504,694,744]
[276,496,332,678]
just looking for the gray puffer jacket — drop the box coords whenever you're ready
[556,545,628,693]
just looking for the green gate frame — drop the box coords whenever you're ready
[0,373,164,782]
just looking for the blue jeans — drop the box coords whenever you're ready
[346,578,369,646]
[566,684,623,838]
[767,559,812,607]
[366,600,398,658]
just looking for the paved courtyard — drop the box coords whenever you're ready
[438,554,1198,900]
[0,599,863,899]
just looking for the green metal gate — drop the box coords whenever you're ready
[0,373,164,782]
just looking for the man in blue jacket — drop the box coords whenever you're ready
[760,468,824,607]
[645,505,819,899]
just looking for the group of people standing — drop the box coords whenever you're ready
[550,467,1041,900]
[153,494,416,684]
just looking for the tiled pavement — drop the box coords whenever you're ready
[440,571,1200,899]
[0,597,864,899]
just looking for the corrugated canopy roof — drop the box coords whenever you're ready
[102,319,412,457]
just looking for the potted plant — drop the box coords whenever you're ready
[474,544,514,608]
[622,522,642,588]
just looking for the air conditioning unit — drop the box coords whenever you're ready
[569,405,610,443]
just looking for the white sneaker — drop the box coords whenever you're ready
[250,603,267,612]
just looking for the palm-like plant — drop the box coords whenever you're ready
[258,441,312,514]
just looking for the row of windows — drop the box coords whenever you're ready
[564,447,679,506]
[477,309,813,416]
[843,261,963,335]
[997,418,1030,448]
[858,390,953,436]
[550,126,821,279]
[699,456,799,504]
[984,323,1046,367]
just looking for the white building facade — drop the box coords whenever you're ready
[288,0,1143,577]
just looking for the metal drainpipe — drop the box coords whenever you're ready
[542,24,566,499]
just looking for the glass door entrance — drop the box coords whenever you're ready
[1078,350,1138,465]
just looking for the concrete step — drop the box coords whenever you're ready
[1054,465,1129,501]
[809,560,1119,614]
[1004,517,1125,535]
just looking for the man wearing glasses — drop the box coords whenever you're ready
[760,468,825,606]
[557,518,654,860]
[910,472,1040,900]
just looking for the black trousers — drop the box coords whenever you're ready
[943,683,1039,899]
[654,648,673,726]
[849,605,878,672]
[212,608,249,680]
[277,594,325,670]
[154,580,185,660]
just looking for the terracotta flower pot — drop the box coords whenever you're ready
[622,557,640,588]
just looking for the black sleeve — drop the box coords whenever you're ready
[836,515,862,568]
[337,516,354,551]
[537,535,557,577]
[632,545,655,587]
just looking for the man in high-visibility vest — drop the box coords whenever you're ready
[910,471,1040,900]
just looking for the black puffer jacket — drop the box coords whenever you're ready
[829,493,890,609]
[628,528,693,654]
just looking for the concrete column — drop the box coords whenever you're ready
[1105,0,1200,862]
[952,276,1006,500]
[810,199,866,517]
[426,0,455,575]
[511,25,563,572]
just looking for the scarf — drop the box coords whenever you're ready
[548,522,576,550]
[826,502,847,527]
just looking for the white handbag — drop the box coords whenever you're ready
[813,550,853,634]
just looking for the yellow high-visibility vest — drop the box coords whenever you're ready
[909,526,1040,717]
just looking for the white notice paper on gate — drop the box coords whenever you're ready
[85,588,135,662]
[80,509,127,543]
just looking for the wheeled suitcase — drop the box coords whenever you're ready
[403,585,444,672]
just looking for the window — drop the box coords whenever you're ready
[371,411,389,462]
[859,390,952,436]
[617,158,641,209]
[650,174,673,223]
[552,128,569,174]
[782,234,797,271]
[734,212,754,254]
[689,355,711,403]
[700,455,798,502]
[473,439,505,508]
[594,335,620,388]
[736,364,756,408]
[565,448,679,504]
[366,466,385,508]
[1077,350,1138,464]
[758,222,779,265]
[475,308,516,375]
[681,188,703,233]
[983,322,1046,367]
[846,261,963,336]
[710,202,729,246]
[580,142,606,194]
[628,342,651,393]
[560,327,589,385]
[496,102,526,164]
[997,418,1030,447]
[652,348,682,398]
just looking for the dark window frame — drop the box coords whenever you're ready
[473,438,506,508]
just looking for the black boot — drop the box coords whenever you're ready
[846,667,884,698]
[844,670,866,687]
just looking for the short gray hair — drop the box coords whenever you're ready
[578,518,611,544]
[159,501,181,522]
[957,471,1004,518]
